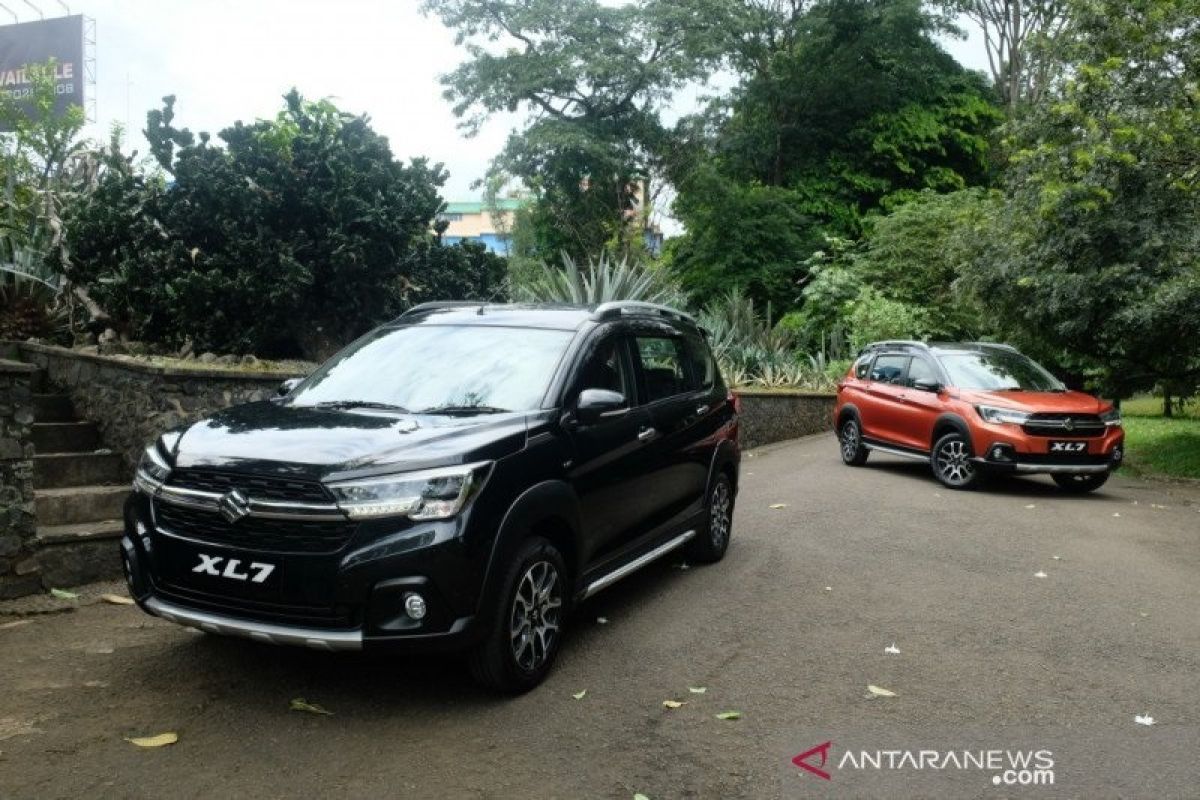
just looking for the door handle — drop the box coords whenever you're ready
[695,404,710,416]
[637,427,657,442]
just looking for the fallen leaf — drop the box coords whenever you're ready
[1024,504,1036,509]
[769,503,788,509]
[824,586,832,592]
[0,619,34,630]
[101,594,135,606]
[1139,612,1149,618]
[1052,555,1062,561]
[572,690,587,700]
[289,698,333,716]
[1112,513,1121,518]
[1034,571,1047,578]
[83,680,108,688]
[688,686,707,694]
[884,643,901,655]
[596,616,609,625]
[715,711,742,720]
[49,588,78,600]
[867,685,897,698]
[634,794,651,800]
[125,732,178,748]
[662,700,686,709]
[1135,714,1155,726]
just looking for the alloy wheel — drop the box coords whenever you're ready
[840,421,860,461]
[935,438,975,486]
[509,560,563,672]
[709,480,732,549]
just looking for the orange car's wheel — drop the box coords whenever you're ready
[931,432,981,490]
[839,419,869,466]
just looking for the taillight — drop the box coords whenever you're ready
[729,390,742,414]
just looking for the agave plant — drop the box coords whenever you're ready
[510,252,687,308]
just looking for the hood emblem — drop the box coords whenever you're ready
[1062,417,1075,432]
[218,489,252,523]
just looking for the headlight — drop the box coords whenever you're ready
[134,444,171,493]
[326,461,492,521]
[1100,407,1122,427]
[975,405,1031,425]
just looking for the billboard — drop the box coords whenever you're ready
[0,15,85,130]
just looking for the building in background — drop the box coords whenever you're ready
[439,198,522,255]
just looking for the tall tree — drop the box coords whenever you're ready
[422,0,716,260]
[964,0,1200,398]
[944,1,1070,111]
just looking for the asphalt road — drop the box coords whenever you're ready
[2,434,1199,799]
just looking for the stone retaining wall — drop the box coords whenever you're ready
[0,359,39,599]
[735,390,836,450]
[16,343,307,472]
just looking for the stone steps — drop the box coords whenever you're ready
[33,451,124,489]
[35,485,128,527]
[34,519,125,586]
[31,421,100,453]
[33,393,75,423]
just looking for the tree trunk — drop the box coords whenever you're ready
[1163,393,1173,418]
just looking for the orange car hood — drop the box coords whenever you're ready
[958,389,1110,414]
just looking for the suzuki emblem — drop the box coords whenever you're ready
[1062,417,1075,432]
[218,489,252,523]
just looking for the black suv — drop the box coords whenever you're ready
[122,302,740,691]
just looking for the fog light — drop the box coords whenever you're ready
[403,592,427,620]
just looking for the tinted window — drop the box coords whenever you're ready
[906,357,938,387]
[292,325,573,412]
[635,336,687,402]
[574,335,632,400]
[870,354,908,385]
[853,355,871,379]
[682,335,716,390]
[938,351,1064,392]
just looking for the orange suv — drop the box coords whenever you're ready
[834,341,1124,492]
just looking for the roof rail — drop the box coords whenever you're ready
[396,301,485,320]
[859,340,929,353]
[591,301,697,325]
[970,341,1018,352]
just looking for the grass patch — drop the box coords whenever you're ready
[1119,416,1200,480]
[1121,394,1200,420]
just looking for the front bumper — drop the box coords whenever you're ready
[122,490,489,654]
[970,429,1125,476]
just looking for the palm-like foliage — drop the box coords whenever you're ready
[511,252,687,307]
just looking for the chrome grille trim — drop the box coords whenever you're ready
[154,484,345,521]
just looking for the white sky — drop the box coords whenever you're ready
[12,0,990,203]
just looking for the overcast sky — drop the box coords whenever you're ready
[11,0,989,203]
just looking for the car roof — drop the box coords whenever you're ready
[860,340,1020,356]
[393,301,699,332]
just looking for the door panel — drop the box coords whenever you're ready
[893,356,942,451]
[861,354,911,444]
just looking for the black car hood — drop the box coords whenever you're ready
[169,401,530,482]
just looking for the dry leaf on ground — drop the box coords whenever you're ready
[125,732,178,748]
[101,594,135,606]
[289,698,333,716]
[867,685,897,698]
[573,690,587,700]
[662,700,685,709]
[715,711,742,720]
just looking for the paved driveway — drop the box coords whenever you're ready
[2,434,1199,798]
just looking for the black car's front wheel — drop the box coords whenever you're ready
[468,537,568,693]
[1052,471,1111,493]
[687,473,734,563]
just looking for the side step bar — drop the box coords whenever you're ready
[863,441,928,461]
[580,529,696,600]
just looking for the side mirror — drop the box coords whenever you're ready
[575,388,629,424]
[277,377,303,397]
[912,377,942,393]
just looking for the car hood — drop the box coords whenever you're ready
[959,389,1109,414]
[167,401,530,482]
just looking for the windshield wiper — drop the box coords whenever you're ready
[417,404,511,416]
[313,400,410,412]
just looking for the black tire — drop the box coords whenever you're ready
[931,431,982,490]
[1052,471,1111,493]
[686,473,734,563]
[839,417,870,466]
[468,537,569,693]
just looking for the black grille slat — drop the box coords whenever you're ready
[1022,413,1106,438]
[167,469,331,502]
[155,503,356,554]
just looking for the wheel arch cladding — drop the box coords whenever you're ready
[838,404,861,428]
[707,439,740,496]
[932,413,973,450]
[480,480,583,610]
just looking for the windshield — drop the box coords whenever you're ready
[937,350,1065,392]
[290,325,574,413]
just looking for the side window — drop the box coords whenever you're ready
[905,357,938,387]
[574,335,633,401]
[634,336,687,402]
[869,354,909,385]
[681,335,716,391]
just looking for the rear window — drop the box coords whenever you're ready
[682,335,716,390]
[634,336,687,402]
[870,354,908,385]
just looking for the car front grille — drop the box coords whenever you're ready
[166,468,332,503]
[154,502,357,554]
[1022,413,1106,438]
